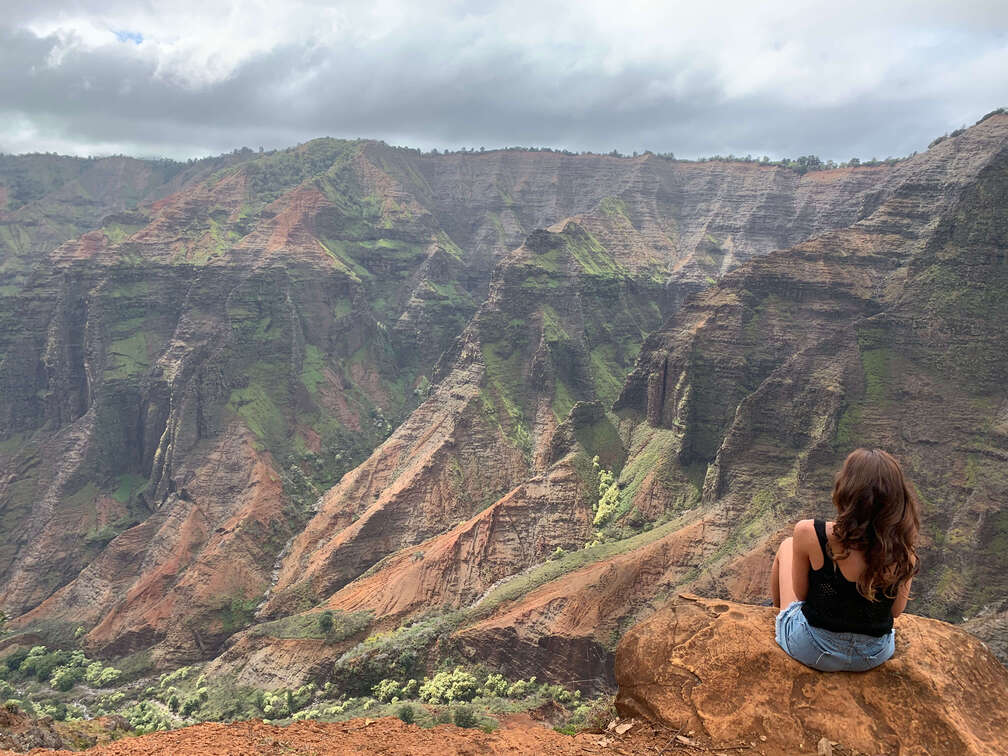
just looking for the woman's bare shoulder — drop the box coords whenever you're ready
[792,519,816,537]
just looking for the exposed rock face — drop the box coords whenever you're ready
[615,594,1008,756]
[0,705,67,751]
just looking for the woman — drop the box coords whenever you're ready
[770,448,920,671]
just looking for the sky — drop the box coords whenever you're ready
[1,0,1006,161]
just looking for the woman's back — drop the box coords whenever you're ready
[801,519,895,637]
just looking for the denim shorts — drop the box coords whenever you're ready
[775,601,895,672]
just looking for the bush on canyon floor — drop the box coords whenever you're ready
[123,700,172,734]
[556,695,617,735]
[372,678,408,702]
[3,645,122,693]
[418,667,478,704]
[396,703,415,724]
[451,704,478,728]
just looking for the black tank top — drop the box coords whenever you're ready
[801,519,894,637]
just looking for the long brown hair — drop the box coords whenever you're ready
[831,448,920,601]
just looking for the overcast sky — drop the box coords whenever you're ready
[2,1,1006,161]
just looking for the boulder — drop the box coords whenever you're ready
[615,594,1008,756]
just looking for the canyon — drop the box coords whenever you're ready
[0,113,1005,698]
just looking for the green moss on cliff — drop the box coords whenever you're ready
[111,473,147,504]
[299,345,328,396]
[104,333,150,378]
[227,372,288,449]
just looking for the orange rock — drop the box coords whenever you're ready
[615,594,1008,756]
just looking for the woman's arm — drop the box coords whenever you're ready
[791,520,814,602]
[891,576,913,618]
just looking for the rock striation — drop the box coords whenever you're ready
[615,594,1008,756]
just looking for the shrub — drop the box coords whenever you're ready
[84,662,121,687]
[180,697,200,717]
[372,678,401,703]
[159,666,193,688]
[40,700,67,721]
[124,701,172,734]
[21,649,70,682]
[332,612,461,696]
[261,691,290,719]
[452,705,477,729]
[319,611,334,634]
[572,695,616,733]
[50,666,83,692]
[592,456,620,526]
[538,683,578,704]
[480,672,508,697]
[418,668,478,704]
[396,704,415,725]
[505,677,536,698]
[167,694,180,713]
[3,648,29,672]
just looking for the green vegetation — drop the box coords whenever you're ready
[111,473,147,504]
[470,515,687,622]
[2,639,596,737]
[417,667,478,703]
[248,609,372,642]
[593,457,620,527]
[227,379,286,447]
[1,646,121,696]
[332,611,465,696]
[104,332,150,378]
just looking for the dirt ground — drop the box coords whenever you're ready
[1,715,777,756]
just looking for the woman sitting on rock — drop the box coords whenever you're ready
[771,448,920,671]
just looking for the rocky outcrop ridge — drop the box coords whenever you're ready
[615,594,1008,756]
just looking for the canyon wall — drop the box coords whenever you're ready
[0,118,1004,684]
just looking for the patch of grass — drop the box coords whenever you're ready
[0,432,26,455]
[111,473,147,504]
[834,403,862,449]
[588,344,629,408]
[563,225,624,279]
[614,426,683,521]
[225,365,289,448]
[552,379,575,420]
[598,196,628,219]
[248,610,373,642]
[299,344,328,395]
[572,411,625,473]
[468,515,686,622]
[104,333,150,378]
[859,347,892,401]
[102,222,145,245]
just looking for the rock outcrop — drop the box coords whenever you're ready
[615,594,1008,756]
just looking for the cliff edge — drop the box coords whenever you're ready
[615,594,1008,756]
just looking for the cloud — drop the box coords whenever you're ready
[0,1,1006,159]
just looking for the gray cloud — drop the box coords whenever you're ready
[1,1,1006,160]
